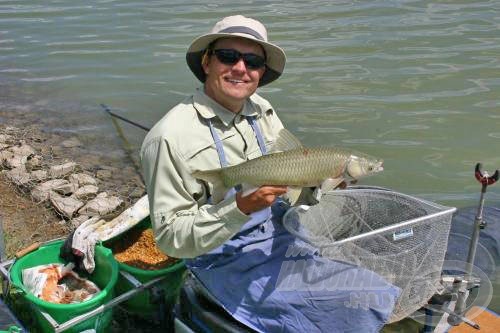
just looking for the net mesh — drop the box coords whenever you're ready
[282,187,456,323]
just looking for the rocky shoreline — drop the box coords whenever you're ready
[0,107,145,257]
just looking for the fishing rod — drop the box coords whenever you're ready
[99,104,150,186]
[100,104,150,131]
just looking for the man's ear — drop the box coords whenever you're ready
[201,51,210,75]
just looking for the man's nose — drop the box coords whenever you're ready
[232,58,247,72]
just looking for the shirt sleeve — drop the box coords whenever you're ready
[141,136,250,259]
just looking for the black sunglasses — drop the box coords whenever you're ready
[209,48,266,70]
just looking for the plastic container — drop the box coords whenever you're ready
[107,217,186,317]
[10,240,118,332]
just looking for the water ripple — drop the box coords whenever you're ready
[297,127,348,134]
[21,75,76,82]
[382,140,423,146]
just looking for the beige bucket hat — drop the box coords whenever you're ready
[186,15,286,87]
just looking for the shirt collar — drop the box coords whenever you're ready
[192,87,273,127]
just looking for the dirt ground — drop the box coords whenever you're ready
[0,175,68,258]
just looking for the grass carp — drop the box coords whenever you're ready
[193,129,383,204]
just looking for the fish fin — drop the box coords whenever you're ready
[313,177,345,202]
[285,186,303,206]
[192,169,228,204]
[241,184,259,198]
[269,128,303,153]
[211,189,226,205]
[321,177,345,193]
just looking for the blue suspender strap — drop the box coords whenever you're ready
[207,118,229,168]
[246,116,267,155]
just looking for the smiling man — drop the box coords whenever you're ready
[140,15,399,332]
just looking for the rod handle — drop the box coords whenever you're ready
[15,242,41,259]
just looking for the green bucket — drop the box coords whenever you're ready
[10,240,118,332]
[106,217,186,317]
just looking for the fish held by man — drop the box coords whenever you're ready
[193,129,383,204]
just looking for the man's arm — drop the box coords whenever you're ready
[141,137,250,258]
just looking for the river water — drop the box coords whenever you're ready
[1,0,499,323]
[1,0,500,207]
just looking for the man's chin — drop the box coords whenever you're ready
[223,88,255,101]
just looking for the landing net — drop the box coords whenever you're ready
[282,187,456,322]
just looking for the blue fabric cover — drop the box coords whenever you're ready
[186,202,400,333]
[445,206,500,277]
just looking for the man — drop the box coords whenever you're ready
[141,15,399,332]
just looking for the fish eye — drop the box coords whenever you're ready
[368,166,373,171]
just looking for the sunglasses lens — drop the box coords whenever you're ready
[213,49,265,69]
[214,49,240,65]
[243,54,266,69]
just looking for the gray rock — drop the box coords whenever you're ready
[1,144,36,169]
[68,173,98,186]
[9,143,36,158]
[96,192,108,198]
[78,193,123,217]
[25,154,43,171]
[50,192,84,219]
[70,215,91,229]
[49,162,78,178]
[4,126,19,134]
[61,137,83,148]
[30,170,49,182]
[53,182,79,195]
[2,153,26,169]
[0,143,9,150]
[0,134,14,144]
[96,169,112,180]
[50,145,63,157]
[5,167,31,186]
[31,179,69,202]
[72,185,99,200]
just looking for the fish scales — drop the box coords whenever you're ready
[221,147,352,187]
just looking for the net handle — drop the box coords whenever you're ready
[320,207,456,247]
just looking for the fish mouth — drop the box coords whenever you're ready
[374,160,384,172]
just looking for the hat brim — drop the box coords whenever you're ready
[186,33,286,87]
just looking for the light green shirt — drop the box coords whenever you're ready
[140,88,284,258]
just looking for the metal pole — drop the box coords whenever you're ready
[448,163,498,327]
[465,184,487,279]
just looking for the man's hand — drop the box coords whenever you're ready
[236,185,288,214]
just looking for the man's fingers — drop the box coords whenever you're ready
[236,185,289,214]
[259,185,288,195]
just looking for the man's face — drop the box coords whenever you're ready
[202,37,266,113]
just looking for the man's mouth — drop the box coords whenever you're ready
[225,78,245,84]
